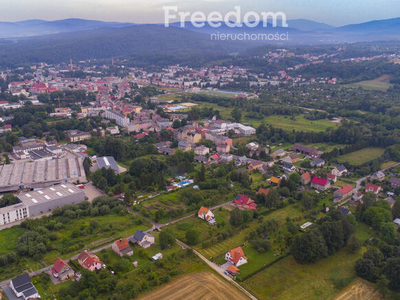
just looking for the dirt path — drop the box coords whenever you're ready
[333,278,381,300]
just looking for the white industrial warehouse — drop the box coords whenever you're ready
[0,183,85,225]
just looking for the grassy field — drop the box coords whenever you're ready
[263,115,339,132]
[381,161,398,170]
[0,226,26,255]
[242,248,365,300]
[338,147,385,165]
[334,180,356,188]
[138,271,249,300]
[345,75,393,92]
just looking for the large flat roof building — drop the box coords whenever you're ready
[1,183,85,226]
[96,156,120,174]
[0,157,87,193]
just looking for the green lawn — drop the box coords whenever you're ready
[338,147,385,165]
[0,226,26,255]
[345,80,393,91]
[241,248,365,300]
[262,115,338,132]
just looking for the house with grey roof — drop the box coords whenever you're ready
[130,230,155,249]
[10,273,40,300]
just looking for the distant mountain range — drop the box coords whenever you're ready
[0,17,399,67]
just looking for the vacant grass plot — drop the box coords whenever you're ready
[263,115,338,132]
[242,248,365,300]
[338,147,385,165]
[345,75,393,92]
[138,271,249,300]
[0,226,26,255]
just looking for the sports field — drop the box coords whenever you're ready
[138,272,248,300]
[338,147,385,165]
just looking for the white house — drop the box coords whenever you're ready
[10,273,40,300]
[225,246,248,267]
[130,229,155,249]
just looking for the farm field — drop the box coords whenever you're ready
[333,278,381,300]
[241,248,365,300]
[137,271,249,300]
[345,75,393,91]
[338,147,385,165]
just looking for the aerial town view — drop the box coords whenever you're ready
[1,0,400,299]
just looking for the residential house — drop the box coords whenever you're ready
[106,126,120,135]
[310,158,325,168]
[10,273,40,300]
[248,160,263,171]
[65,130,91,142]
[282,163,296,173]
[301,172,311,185]
[333,184,353,202]
[292,144,318,156]
[339,207,351,216]
[221,154,234,162]
[384,197,395,208]
[288,153,300,163]
[270,176,281,186]
[185,131,202,144]
[372,171,385,181]
[194,155,209,164]
[112,238,134,257]
[216,143,230,154]
[394,218,400,227]
[326,173,337,183]
[78,250,102,272]
[311,177,331,191]
[130,230,155,249]
[194,145,209,156]
[352,192,364,202]
[225,246,248,267]
[246,142,259,151]
[257,188,269,196]
[332,165,347,177]
[389,177,400,189]
[197,206,216,225]
[178,141,191,152]
[271,149,286,159]
[52,258,75,281]
[365,183,381,194]
[234,194,257,210]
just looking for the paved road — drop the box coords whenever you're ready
[176,239,258,300]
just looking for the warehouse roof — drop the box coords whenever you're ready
[18,183,83,207]
[96,156,120,174]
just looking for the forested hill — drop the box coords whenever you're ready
[0,25,247,67]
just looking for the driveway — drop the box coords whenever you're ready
[84,182,104,202]
[220,262,232,271]
[2,285,19,300]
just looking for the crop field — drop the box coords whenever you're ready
[241,248,365,300]
[345,75,394,91]
[338,147,385,165]
[138,271,249,300]
[333,278,381,300]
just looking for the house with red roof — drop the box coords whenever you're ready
[52,258,74,281]
[365,183,381,194]
[326,173,337,183]
[112,238,133,257]
[234,194,257,210]
[198,206,216,225]
[333,184,353,202]
[301,172,311,185]
[225,246,248,267]
[78,250,102,272]
[311,177,330,191]
[257,188,269,196]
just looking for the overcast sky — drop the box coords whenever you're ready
[0,0,399,26]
